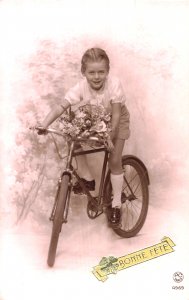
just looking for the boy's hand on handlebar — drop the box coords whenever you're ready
[36,126,48,135]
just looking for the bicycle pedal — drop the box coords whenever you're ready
[109,221,121,229]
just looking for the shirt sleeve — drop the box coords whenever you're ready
[109,77,126,104]
[64,82,82,106]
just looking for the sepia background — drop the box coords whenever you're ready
[0,0,189,299]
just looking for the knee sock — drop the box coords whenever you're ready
[110,173,124,208]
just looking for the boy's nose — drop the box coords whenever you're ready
[94,72,99,79]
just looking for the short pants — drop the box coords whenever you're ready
[116,105,130,140]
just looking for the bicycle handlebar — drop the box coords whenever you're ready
[30,126,105,143]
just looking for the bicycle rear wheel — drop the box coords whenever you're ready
[104,156,149,238]
[47,174,70,267]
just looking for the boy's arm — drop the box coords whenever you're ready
[40,100,70,128]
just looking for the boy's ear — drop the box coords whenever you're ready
[81,69,85,76]
[81,65,85,76]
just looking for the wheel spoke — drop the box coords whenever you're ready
[105,157,149,237]
[121,198,142,231]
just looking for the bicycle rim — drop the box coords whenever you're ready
[47,174,70,267]
[105,157,149,238]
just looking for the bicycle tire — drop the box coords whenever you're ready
[104,156,149,238]
[47,174,70,267]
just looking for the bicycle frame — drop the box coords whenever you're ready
[38,126,110,222]
[73,143,109,204]
[61,140,110,218]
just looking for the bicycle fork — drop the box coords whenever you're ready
[49,141,75,223]
[49,175,72,223]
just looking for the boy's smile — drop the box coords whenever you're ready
[82,60,109,91]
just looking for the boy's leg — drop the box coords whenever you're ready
[109,138,125,174]
[73,152,95,194]
[75,154,94,181]
[110,173,124,207]
[108,139,125,224]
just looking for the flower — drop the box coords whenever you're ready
[85,118,92,128]
[90,120,107,133]
[59,104,111,142]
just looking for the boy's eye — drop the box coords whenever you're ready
[88,71,105,75]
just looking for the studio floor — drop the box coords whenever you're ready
[1,178,189,300]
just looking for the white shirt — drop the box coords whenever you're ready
[64,76,126,112]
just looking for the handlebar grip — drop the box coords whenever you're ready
[30,126,48,135]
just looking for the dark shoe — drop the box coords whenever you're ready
[73,178,95,194]
[107,207,121,227]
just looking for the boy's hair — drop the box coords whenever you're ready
[81,48,110,73]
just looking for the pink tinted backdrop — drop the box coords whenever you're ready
[1,2,189,300]
[0,0,189,227]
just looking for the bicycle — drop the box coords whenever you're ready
[32,126,150,267]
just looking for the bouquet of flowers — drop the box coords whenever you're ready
[58,104,111,142]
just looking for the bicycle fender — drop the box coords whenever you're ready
[122,155,150,185]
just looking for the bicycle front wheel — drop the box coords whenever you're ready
[104,156,149,238]
[47,174,70,267]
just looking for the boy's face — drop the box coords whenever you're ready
[82,60,109,91]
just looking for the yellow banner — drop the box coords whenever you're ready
[92,237,176,282]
